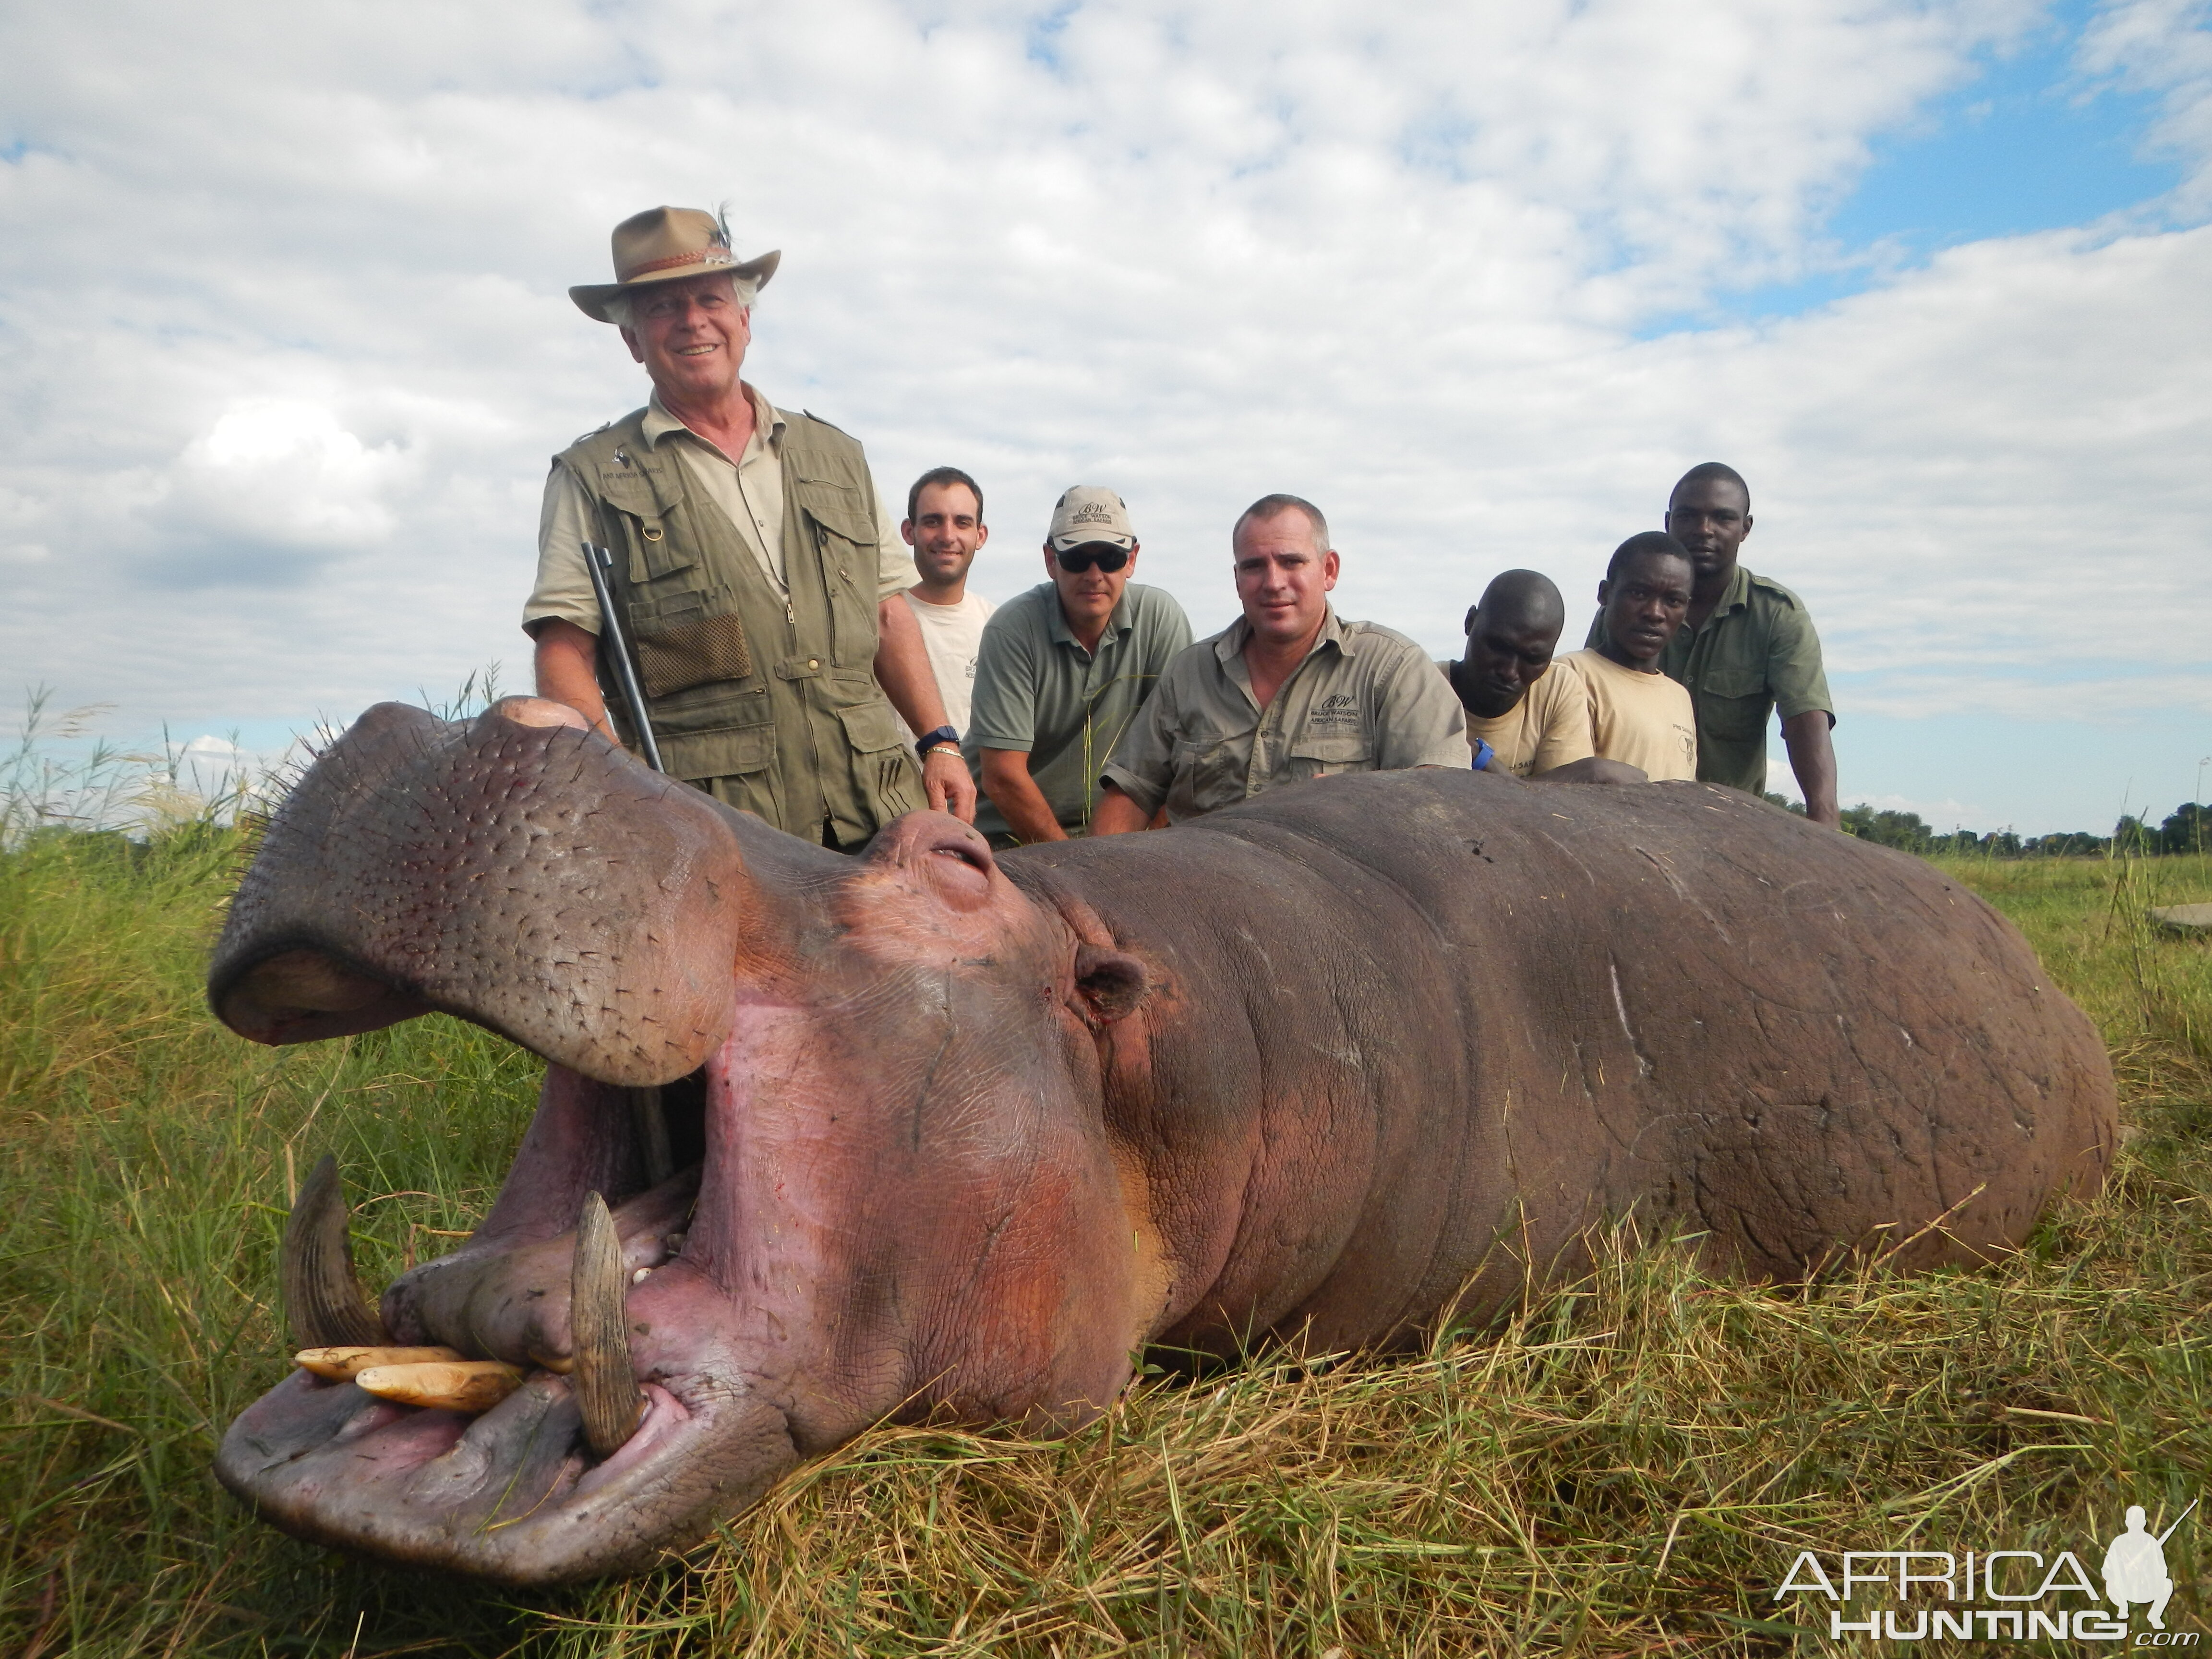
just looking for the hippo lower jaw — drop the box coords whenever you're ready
[215,1044,806,1585]
[215,1359,793,1584]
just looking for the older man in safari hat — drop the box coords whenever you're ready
[524,204,975,847]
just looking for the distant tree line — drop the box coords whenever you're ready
[1762,796,2212,859]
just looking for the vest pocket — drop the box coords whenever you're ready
[627,527,699,584]
[836,700,906,754]
[592,465,699,583]
[635,613,752,700]
[834,699,921,819]
[658,721,777,782]
[793,477,881,658]
[876,752,923,817]
[791,476,875,547]
[625,588,754,700]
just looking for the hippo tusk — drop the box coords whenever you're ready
[354,1359,522,1413]
[282,1154,391,1349]
[295,1345,462,1380]
[571,1190,644,1458]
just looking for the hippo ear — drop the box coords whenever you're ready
[1073,944,1151,1023]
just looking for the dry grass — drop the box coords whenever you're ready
[2,820,2209,1657]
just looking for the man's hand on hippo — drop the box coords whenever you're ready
[530,619,622,746]
[875,596,978,824]
[1782,708,1841,829]
[921,745,978,822]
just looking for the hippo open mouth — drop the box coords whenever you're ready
[216,1062,790,1584]
[208,698,1156,1583]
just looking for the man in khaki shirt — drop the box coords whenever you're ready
[1554,533,1699,782]
[1440,569,1593,777]
[1094,495,1467,830]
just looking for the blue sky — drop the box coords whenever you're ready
[1,0,2208,836]
[1702,14,2186,325]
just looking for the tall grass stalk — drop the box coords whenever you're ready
[2,803,2208,1653]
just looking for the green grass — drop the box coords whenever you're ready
[3,831,2209,1656]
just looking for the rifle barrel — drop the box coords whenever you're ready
[2157,1496,2200,1545]
[580,541,666,774]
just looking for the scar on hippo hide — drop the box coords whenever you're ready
[1074,943,1151,1023]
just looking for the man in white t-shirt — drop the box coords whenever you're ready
[894,466,998,742]
[1553,533,1699,782]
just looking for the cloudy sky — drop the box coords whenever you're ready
[3,0,2208,832]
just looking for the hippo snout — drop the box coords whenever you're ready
[209,700,757,1088]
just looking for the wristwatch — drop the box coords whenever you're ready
[915,725,960,760]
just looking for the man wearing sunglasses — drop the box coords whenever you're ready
[964,486,1193,843]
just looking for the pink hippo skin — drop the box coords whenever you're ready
[207,698,2115,1583]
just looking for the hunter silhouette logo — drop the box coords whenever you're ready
[1771,1496,2198,1644]
[2106,1502,2193,1631]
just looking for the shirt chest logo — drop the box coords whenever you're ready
[1310,692,1361,730]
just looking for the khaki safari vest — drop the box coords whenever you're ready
[555,408,922,844]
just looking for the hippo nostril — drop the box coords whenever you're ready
[933,838,991,875]
[218,950,427,1047]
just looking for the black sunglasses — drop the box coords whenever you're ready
[1055,543,1130,574]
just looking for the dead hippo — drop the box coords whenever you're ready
[207,697,2115,1584]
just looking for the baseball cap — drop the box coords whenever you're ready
[1046,486,1136,553]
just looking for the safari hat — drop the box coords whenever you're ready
[569,205,781,323]
[1046,485,1137,552]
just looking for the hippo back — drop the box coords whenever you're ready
[1001,770,2114,1353]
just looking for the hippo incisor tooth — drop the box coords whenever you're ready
[353,1359,523,1413]
[281,1153,390,1349]
[572,1190,645,1458]
[295,1344,462,1380]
